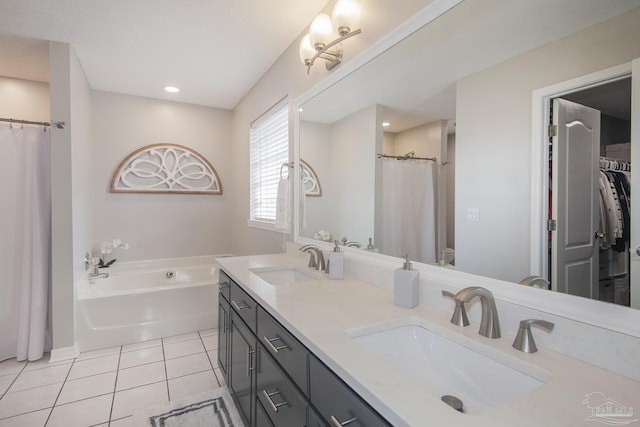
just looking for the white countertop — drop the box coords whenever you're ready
[217,253,640,427]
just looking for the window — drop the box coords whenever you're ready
[249,99,289,228]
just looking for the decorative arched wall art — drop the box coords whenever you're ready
[110,143,222,194]
[300,159,321,197]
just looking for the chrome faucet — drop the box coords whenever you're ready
[442,286,501,338]
[344,241,362,248]
[300,245,326,272]
[512,319,554,353]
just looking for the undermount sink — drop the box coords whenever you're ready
[349,319,551,414]
[250,266,322,286]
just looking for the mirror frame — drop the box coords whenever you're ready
[293,0,640,339]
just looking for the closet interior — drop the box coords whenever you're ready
[556,77,632,306]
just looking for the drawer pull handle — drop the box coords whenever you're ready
[330,415,358,427]
[217,282,229,290]
[232,300,250,310]
[262,389,288,413]
[263,335,289,353]
[247,348,257,377]
[222,311,228,333]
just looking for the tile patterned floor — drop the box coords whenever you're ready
[0,329,222,427]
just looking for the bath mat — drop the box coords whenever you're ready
[133,387,243,427]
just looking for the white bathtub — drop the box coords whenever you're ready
[76,255,222,352]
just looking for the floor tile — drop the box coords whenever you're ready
[119,346,163,370]
[207,349,219,366]
[47,393,112,427]
[111,382,168,420]
[165,353,212,380]
[57,371,116,405]
[167,370,218,401]
[201,335,217,351]
[0,359,26,377]
[116,361,166,391]
[22,354,72,372]
[163,338,205,360]
[8,363,71,393]
[198,329,217,337]
[213,368,224,387]
[0,408,49,427]
[75,346,121,362]
[0,375,16,396]
[162,332,199,345]
[109,416,133,427]
[0,382,62,419]
[67,354,119,380]
[122,339,161,353]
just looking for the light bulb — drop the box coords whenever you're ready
[332,0,360,36]
[309,13,333,50]
[299,34,316,65]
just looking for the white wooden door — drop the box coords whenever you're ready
[551,98,601,298]
[630,58,640,309]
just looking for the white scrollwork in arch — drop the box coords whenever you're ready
[300,159,321,197]
[111,144,222,194]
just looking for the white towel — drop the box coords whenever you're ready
[275,178,290,230]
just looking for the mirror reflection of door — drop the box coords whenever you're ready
[548,77,632,307]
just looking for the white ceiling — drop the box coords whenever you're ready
[0,0,329,109]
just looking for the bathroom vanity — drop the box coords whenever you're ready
[216,253,640,427]
[217,268,390,427]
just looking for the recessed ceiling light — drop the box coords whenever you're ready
[382,122,390,127]
[164,86,180,93]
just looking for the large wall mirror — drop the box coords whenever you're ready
[297,0,640,311]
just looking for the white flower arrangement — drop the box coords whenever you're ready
[98,238,129,268]
[313,230,332,242]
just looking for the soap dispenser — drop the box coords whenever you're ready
[328,240,344,280]
[394,254,419,308]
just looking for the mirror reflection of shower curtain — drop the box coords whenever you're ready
[382,159,436,264]
[0,124,51,362]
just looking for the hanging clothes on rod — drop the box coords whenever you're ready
[599,156,630,172]
[598,161,630,252]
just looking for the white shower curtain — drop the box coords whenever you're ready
[0,124,51,362]
[382,159,436,264]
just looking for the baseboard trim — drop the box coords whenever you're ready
[49,343,79,363]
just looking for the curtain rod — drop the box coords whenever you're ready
[377,151,436,162]
[0,117,66,129]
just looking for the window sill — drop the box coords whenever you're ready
[247,219,291,235]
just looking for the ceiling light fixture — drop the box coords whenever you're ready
[299,0,361,74]
[164,86,180,93]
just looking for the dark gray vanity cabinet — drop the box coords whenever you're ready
[217,271,232,382]
[256,344,308,426]
[217,297,230,382]
[310,355,392,427]
[230,315,256,426]
[218,269,390,427]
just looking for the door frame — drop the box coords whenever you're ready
[530,62,632,280]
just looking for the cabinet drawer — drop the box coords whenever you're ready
[257,306,309,395]
[310,356,391,427]
[257,345,308,427]
[229,279,258,333]
[255,397,275,427]
[218,270,232,302]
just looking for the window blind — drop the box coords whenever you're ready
[249,101,289,223]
